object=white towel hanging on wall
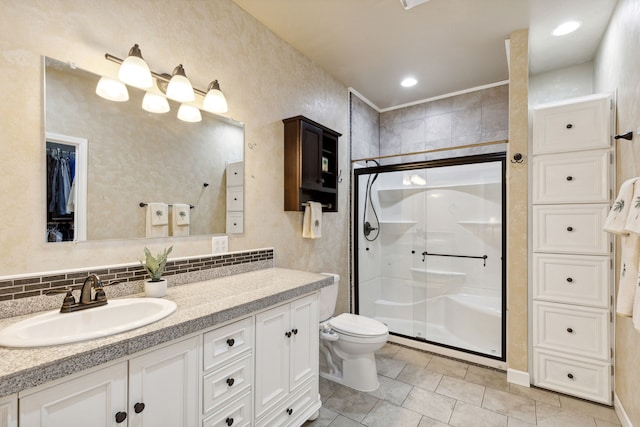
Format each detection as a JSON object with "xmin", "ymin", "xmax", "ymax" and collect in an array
[
  {"xmin": 170, "ymin": 204, "xmax": 191, "ymax": 237},
  {"xmin": 302, "ymin": 201, "xmax": 322, "ymax": 239}
]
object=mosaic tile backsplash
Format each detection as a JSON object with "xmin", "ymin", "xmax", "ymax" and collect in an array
[{"xmin": 0, "ymin": 248, "xmax": 273, "ymax": 305}]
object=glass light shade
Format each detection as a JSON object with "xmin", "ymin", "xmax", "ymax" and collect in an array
[
  {"xmin": 166, "ymin": 65, "xmax": 195, "ymax": 102},
  {"xmin": 95, "ymin": 77, "xmax": 129, "ymax": 102},
  {"xmin": 552, "ymin": 21, "xmax": 581, "ymax": 36},
  {"xmin": 118, "ymin": 56, "xmax": 153, "ymax": 88},
  {"xmin": 202, "ymin": 80, "xmax": 228, "ymax": 113},
  {"xmin": 142, "ymin": 92, "xmax": 170, "ymax": 113},
  {"xmin": 177, "ymin": 104, "xmax": 202, "ymax": 123}
]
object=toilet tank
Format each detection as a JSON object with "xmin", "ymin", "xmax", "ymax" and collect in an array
[{"xmin": 319, "ymin": 273, "xmax": 339, "ymax": 322}]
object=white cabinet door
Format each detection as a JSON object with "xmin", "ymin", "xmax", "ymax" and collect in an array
[
  {"xmin": 0, "ymin": 394, "xmax": 17, "ymax": 427},
  {"xmin": 19, "ymin": 362, "xmax": 128, "ymax": 427},
  {"xmin": 289, "ymin": 294, "xmax": 318, "ymax": 392},
  {"xmin": 128, "ymin": 336, "xmax": 199, "ymax": 427},
  {"xmin": 255, "ymin": 303, "xmax": 291, "ymax": 418}
]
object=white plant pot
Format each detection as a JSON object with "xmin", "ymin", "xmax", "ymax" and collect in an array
[{"xmin": 144, "ymin": 279, "xmax": 167, "ymax": 298}]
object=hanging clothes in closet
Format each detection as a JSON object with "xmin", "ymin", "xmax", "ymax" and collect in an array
[{"xmin": 46, "ymin": 143, "xmax": 76, "ymax": 242}]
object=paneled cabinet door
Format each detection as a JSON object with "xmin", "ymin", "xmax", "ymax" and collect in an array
[
  {"xmin": 0, "ymin": 394, "xmax": 17, "ymax": 427},
  {"xmin": 128, "ymin": 336, "xmax": 199, "ymax": 427},
  {"xmin": 19, "ymin": 362, "xmax": 128, "ymax": 427},
  {"xmin": 289, "ymin": 294, "xmax": 319, "ymax": 392},
  {"xmin": 255, "ymin": 303, "xmax": 291, "ymax": 419}
]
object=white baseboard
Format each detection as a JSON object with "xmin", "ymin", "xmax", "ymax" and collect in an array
[
  {"xmin": 614, "ymin": 393, "xmax": 633, "ymax": 427},
  {"xmin": 507, "ymin": 368, "xmax": 530, "ymax": 387}
]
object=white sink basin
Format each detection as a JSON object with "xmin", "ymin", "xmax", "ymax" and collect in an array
[{"xmin": 0, "ymin": 298, "xmax": 177, "ymax": 348}]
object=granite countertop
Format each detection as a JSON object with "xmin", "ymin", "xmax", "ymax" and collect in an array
[{"xmin": 0, "ymin": 267, "xmax": 333, "ymax": 397}]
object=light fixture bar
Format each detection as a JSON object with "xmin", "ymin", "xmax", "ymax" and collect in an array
[{"xmin": 105, "ymin": 53, "xmax": 209, "ymax": 96}]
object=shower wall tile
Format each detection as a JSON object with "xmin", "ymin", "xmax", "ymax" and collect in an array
[
  {"xmin": 400, "ymin": 118, "xmax": 426, "ymax": 145},
  {"xmin": 426, "ymin": 97, "xmax": 453, "ymax": 117},
  {"xmin": 451, "ymin": 91, "xmax": 482, "ymax": 111},
  {"xmin": 426, "ymin": 114, "xmax": 452, "ymax": 142},
  {"xmin": 452, "ymin": 108, "xmax": 482, "ymax": 138},
  {"xmin": 482, "ymin": 102, "xmax": 509, "ymax": 136},
  {"xmin": 482, "ymin": 85, "xmax": 509, "ymax": 106},
  {"xmin": 351, "ymin": 93, "xmax": 381, "ymax": 161},
  {"xmin": 399, "ymin": 103, "xmax": 426, "ymax": 122}
]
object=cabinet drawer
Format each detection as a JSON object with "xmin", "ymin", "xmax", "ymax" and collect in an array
[
  {"xmin": 203, "ymin": 353, "xmax": 253, "ymax": 414},
  {"xmin": 203, "ymin": 317, "xmax": 253, "ymax": 372},
  {"xmin": 532, "ymin": 150, "xmax": 610, "ymax": 204},
  {"xmin": 226, "ymin": 212, "xmax": 244, "ymax": 234},
  {"xmin": 533, "ymin": 204, "xmax": 610, "ymax": 255},
  {"xmin": 532, "ymin": 254, "xmax": 610, "ymax": 308},
  {"xmin": 226, "ymin": 186, "xmax": 244, "ymax": 211},
  {"xmin": 533, "ymin": 349, "xmax": 611, "ymax": 405},
  {"xmin": 532, "ymin": 95, "xmax": 611, "ymax": 155},
  {"xmin": 226, "ymin": 161, "xmax": 244, "ymax": 186},
  {"xmin": 255, "ymin": 380, "xmax": 318, "ymax": 427},
  {"xmin": 533, "ymin": 301, "xmax": 610, "ymax": 360},
  {"xmin": 202, "ymin": 390, "xmax": 252, "ymax": 427}
]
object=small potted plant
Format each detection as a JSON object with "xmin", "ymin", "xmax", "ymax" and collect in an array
[{"xmin": 141, "ymin": 246, "xmax": 173, "ymax": 297}]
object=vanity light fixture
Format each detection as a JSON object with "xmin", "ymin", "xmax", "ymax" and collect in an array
[
  {"xmin": 177, "ymin": 104, "xmax": 202, "ymax": 123},
  {"xmin": 165, "ymin": 64, "xmax": 195, "ymax": 103},
  {"xmin": 102, "ymin": 44, "xmax": 229, "ymax": 121},
  {"xmin": 95, "ymin": 76, "xmax": 129, "ymax": 102},
  {"xmin": 118, "ymin": 44, "xmax": 153, "ymax": 89},
  {"xmin": 142, "ymin": 92, "xmax": 170, "ymax": 114},
  {"xmin": 202, "ymin": 80, "xmax": 228, "ymax": 113}
]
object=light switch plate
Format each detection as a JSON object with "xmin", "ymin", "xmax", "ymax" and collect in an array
[{"xmin": 212, "ymin": 235, "xmax": 228, "ymax": 254}]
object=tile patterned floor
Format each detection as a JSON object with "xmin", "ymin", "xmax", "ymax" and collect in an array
[{"xmin": 303, "ymin": 343, "xmax": 621, "ymax": 427}]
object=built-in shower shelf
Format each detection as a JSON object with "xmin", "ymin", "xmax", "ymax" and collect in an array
[
  {"xmin": 374, "ymin": 299, "xmax": 426, "ymax": 307},
  {"xmin": 410, "ymin": 268, "xmax": 467, "ymax": 281},
  {"xmin": 457, "ymin": 220, "xmax": 502, "ymax": 225}
]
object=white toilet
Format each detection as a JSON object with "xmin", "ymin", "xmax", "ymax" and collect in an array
[{"xmin": 318, "ymin": 273, "xmax": 388, "ymax": 392}]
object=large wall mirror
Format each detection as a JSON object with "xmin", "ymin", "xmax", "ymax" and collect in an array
[{"xmin": 44, "ymin": 57, "xmax": 244, "ymax": 242}]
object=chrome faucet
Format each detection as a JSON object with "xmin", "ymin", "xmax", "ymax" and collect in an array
[{"xmin": 47, "ymin": 274, "xmax": 111, "ymax": 313}]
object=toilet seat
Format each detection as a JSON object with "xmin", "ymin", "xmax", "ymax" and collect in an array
[{"xmin": 329, "ymin": 313, "xmax": 388, "ymax": 338}]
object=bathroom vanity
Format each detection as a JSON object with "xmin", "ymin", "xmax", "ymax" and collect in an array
[{"xmin": 0, "ymin": 268, "xmax": 330, "ymax": 427}]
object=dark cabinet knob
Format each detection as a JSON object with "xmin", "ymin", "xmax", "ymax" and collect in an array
[
  {"xmin": 566, "ymin": 124, "xmax": 573, "ymax": 129},
  {"xmin": 567, "ymin": 373, "xmax": 574, "ymax": 379},
  {"xmin": 566, "ymin": 176, "xmax": 573, "ymax": 181},
  {"xmin": 285, "ymin": 331, "xmax": 292, "ymax": 338},
  {"xmin": 566, "ymin": 277, "xmax": 573, "ymax": 283},
  {"xmin": 226, "ymin": 417, "xmax": 234, "ymax": 426},
  {"xmin": 226, "ymin": 377, "xmax": 235, "ymax": 387},
  {"xmin": 292, "ymin": 328, "xmax": 298, "ymax": 335},
  {"xmin": 134, "ymin": 402, "xmax": 145, "ymax": 413},
  {"xmin": 227, "ymin": 338, "xmax": 235, "ymax": 347},
  {"xmin": 567, "ymin": 226, "xmax": 573, "ymax": 232},
  {"xmin": 115, "ymin": 412, "xmax": 127, "ymax": 423},
  {"xmin": 567, "ymin": 327, "xmax": 574, "ymax": 333}
]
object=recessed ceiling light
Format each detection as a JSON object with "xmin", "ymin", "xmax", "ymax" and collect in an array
[
  {"xmin": 401, "ymin": 77, "xmax": 417, "ymax": 87},
  {"xmin": 552, "ymin": 21, "xmax": 581, "ymax": 36}
]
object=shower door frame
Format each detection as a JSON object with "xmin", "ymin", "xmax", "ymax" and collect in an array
[{"xmin": 353, "ymin": 152, "xmax": 507, "ymax": 362}]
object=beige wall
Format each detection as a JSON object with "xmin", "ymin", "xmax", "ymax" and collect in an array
[
  {"xmin": 0, "ymin": 0, "xmax": 350, "ymax": 312},
  {"xmin": 506, "ymin": 29, "xmax": 529, "ymax": 373},
  {"xmin": 593, "ymin": 0, "xmax": 640, "ymax": 423}
]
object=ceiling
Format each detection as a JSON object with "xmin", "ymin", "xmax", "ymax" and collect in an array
[{"xmin": 231, "ymin": 0, "xmax": 617, "ymax": 110}]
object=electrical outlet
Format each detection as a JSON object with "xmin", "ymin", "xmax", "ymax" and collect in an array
[{"xmin": 212, "ymin": 236, "xmax": 228, "ymax": 254}]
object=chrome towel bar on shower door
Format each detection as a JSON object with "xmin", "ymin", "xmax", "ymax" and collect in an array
[{"xmin": 419, "ymin": 251, "xmax": 488, "ymax": 266}]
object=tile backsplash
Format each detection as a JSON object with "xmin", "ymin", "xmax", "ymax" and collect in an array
[{"xmin": 0, "ymin": 248, "xmax": 274, "ymax": 318}]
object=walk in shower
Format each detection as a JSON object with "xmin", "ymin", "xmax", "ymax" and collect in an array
[{"xmin": 354, "ymin": 153, "xmax": 506, "ymax": 361}]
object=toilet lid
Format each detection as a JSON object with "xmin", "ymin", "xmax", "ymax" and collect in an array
[{"xmin": 329, "ymin": 313, "xmax": 388, "ymax": 337}]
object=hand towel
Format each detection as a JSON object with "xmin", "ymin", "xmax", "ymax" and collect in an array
[
  {"xmin": 146, "ymin": 203, "xmax": 169, "ymax": 238},
  {"xmin": 624, "ymin": 179, "xmax": 640, "ymax": 234},
  {"xmin": 302, "ymin": 201, "xmax": 323, "ymax": 239},
  {"xmin": 603, "ymin": 178, "xmax": 636, "ymax": 234},
  {"xmin": 616, "ymin": 234, "xmax": 640, "ymax": 317},
  {"xmin": 170, "ymin": 204, "xmax": 190, "ymax": 237}
]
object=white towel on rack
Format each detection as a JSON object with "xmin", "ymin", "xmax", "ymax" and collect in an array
[
  {"xmin": 146, "ymin": 203, "xmax": 169, "ymax": 238},
  {"xmin": 170, "ymin": 204, "xmax": 190, "ymax": 237},
  {"xmin": 302, "ymin": 202, "xmax": 322, "ymax": 239},
  {"xmin": 624, "ymin": 179, "xmax": 640, "ymax": 234},
  {"xmin": 616, "ymin": 235, "xmax": 640, "ymax": 318},
  {"xmin": 603, "ymin": 178, "xmax": 636, "ymax": 234}
]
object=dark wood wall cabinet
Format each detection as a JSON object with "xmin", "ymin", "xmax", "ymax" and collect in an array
[{"xmin": 283, "ymin": 116, "xmax": 341, "ymax": 212}]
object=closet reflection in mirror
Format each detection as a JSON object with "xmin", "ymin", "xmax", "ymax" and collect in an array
[{"xmin": 44, "ymin": 57, "xmax": 243, "ymax": 242}]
